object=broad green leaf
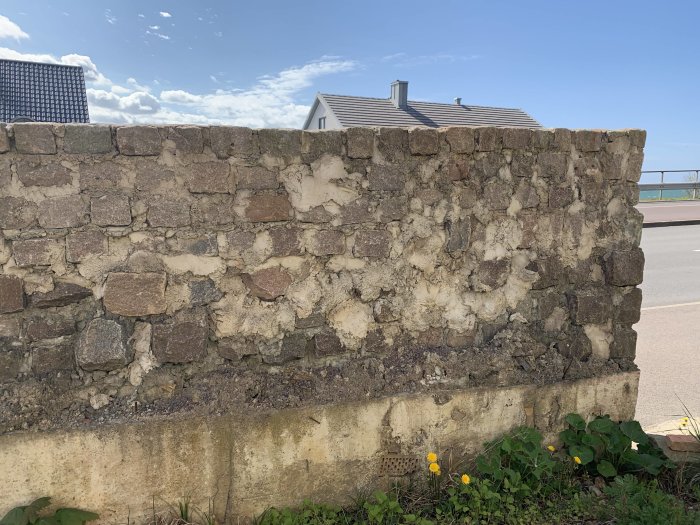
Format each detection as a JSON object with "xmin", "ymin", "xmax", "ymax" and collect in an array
[
  {"xmin": 581, "ymin": 433, "xmax": 605, "ymax": 454},
  {"xmin": 559, "ymin": 429, "xmax": 579, "ymax": 446},
  {"xmin": 596, "ymin": 460, "xmax": 617, "ymax": 478},
  {"xmin": 35, "ymin": 517, "xmax": 59, "ymax": 525},
  {"xmin": 568, "ymin": 445, "xmax": 595, "ymax": 465},
  {"xmin": 24, "ymin": 499, "xmax": 52, "ymax": 525},
  {"xmin": 54, "ymin": 509, "xmax": 99, "ymax": 525},
  {"xmin": 0, "ymin": 507, "xmax": 28, "ymax": 525},
  {"xmin": 565, "ymin": 413, "xmax": 586, "ymax": 431},
  {"xmin": 619, "ymin": 420, "xmax": 649, "ymax": 445},
  {"xmin": 588, "ymin": 416, "xmax": 616, "ymax": 434}
]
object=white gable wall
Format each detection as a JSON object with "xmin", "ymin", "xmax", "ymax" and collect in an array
[{"xmin": 303, "ymin": 98, "xmax": 343, "ymax": 130}]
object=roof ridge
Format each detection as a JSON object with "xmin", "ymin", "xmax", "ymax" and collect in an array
[
  {"xmin": 320, "ymin": 93, "xmax": 523, "ymax": 112},
  {"xmin": 0, "ymin": 57, "xmax": 83, "ymax": 69}
]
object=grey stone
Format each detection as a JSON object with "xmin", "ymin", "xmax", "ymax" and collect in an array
[
  {"xmin": 76, "ymin": 318, "xmax": 131, "ymax": 371},
  {"xmin": 224, "ymin": 231, "xmax": 255, "ymax": 257},
  {"xmin": 537, "ymin": 152, "xmax": 568, "ymax": 178},
  {"xmin": 502, "ymin": 128, "xmax": 531, "ymax": 150},
  {"xmin": 510, "ymin": 152, "xmax": 536, "ymax": 179},
  {"xmin": 14, "ymin": 124, "xmax": 56, "ymax": 154},
  {"xmin": 575, "ymin": 130, "xmax": 604, "ymax": 152},
  {"xmin": 13, "ymin": 238, "xmax": 61, "ymax": 266},
  {"xmin": 79, "ymin": 162, "xmax": 124, "ymax": 191},
  {"xmin": 445, "ymin": 218, "xmax": 471, "ymax": 254},
  {"xmin": 30, "ymin": 282, "xmax": 92, "ymax": 308},
  {"xmin": 176, "ymin": 234, "xmax": 218, "ymax": 256},
  {"xmin": 66, "ymin": 231, "xmax": 107, "ymax": 262},
  {"xmin": 148, "ymin": 197, "xmax": 191, "ymax": 227},
  {"xmin": 475, "ymin": 259, "xmax": 510, "ymax": 290},
  {"xmin": 408, "ymin": 128, "xmax": 439, "ymax": 155},
  {"xmin": 557, "ymin": 329, "xmax": 592, "ymax": 360},
  {"xmin": 187, "ymin": 161, "xmax": 231, "ymax": 193},
  {"xmin": 301, "ymin": 130, "xmax": 343, "ymax": 160},
  {"xmin": 553, "ymin": 129, "xmax": 572, "ymax": 151},
  {"xmin": 346, "ymin": 127, "xmax": 374, "ymax": 159},
  {"xmin": 153, "ymin": 308, "xmax": 208, "ymax": 363},
  {"xmin": 376, "ymin": 196, "xmax": 406, "ymax": 223},
  {"xmin": 373, "ymin": 298, "xmax": 399, "ymax": 323},
  {"xmin": 218, "ymin": 338, "xmax": 258, "ymax": 361},
  {"xmin": 625, "ymin": 152, "xmax": 644, "ymax": 182},
  {"xmin": 16, "ymin": 161, "xmax": 72, "ymax": 187},
  {"xmin": 0, "ymin": 197, "xmax": 37, "ymax": 229},
  {"xmin": 338, "ymin": 198, "xmax": 371, "ymax": 224},
  {"xmin": 235, "ymin": 166, "xmax": 279, "ymax": 190},
  {"xmin": 368, "ymin": 165, "xmax": 404, "ymax": 191},
  {"xmin": 603, "ymin": 248, "xmax": 644, "ymax": 286},
  {"xmin": 0, "ymin": 276, "xmax": 24, "ymax": 313},
  {"xmin": 0, "ymin": 317, "xmax": 20, "ymax": 338},
  {"xmin": 295, "ymin": 312, "xmax": 325, "ymax": 329},
  {"xmin": 314, "ymin": 330, "xmax": 343, "ymax": 356},
  {"xmin": 91, "ymin": 194, "xmax": 131, "ymax": 226},
  {"xmin": 0, "ymin": 124, "xmax": 8, "ymax": 153},
  {"xmin": 446, "ymin": 158, "xmax": 469, "ymax": 181},
  {"xmin": 376, "ymin": 127, "xmax": 408, "ymax": 161},
  {"xmin": 0, "ymin": 348, "xmax": 24, "ymax": 382},
  {"xmin": 298, "ymin": 205, "xmax": 333, "ymax": 224},
  {"xmin": 189, "ymin": 279, "xmax": 223, "ymax": 306},
  {"xmin": 192, "ymin": 195, "xmax": 237, "ymax": 226},
  {"xmin": 38, "ymin": 195, "xmax": 88, "ymax": 228},
  {"xmin": 116, "ymin": 126, "xmax": 162, "ymax": 155},
  {"xmin": 269, "ymin": 226, "xmax": 302, "ymax": 256},
  {"xmin": 609, "ymin": 325, "xmax": 637, "ymax": 360},
  {"xmin": 483, "ymin": 179, "xmax": 512, "ymax": 210},
  {"xmin": 476, "ymin": 127, "xmax": 500, "ymax": 151},
  {"xmin": 31, "ymin": 337, "xmax": 75, "ymax": 374},
  {"xmin": 63, "ymin": 125, "xmax": 113, "ymax": 154},
  {"xmin": 103, "ymin": 272, "xmax": 167, "ymax": 316},
  {"xmin": 310, "ymin": 230, "xmax": 345, "ymax": 256},
  {"xmin": 616, "ymin": 288, "xmax": 642, "ymax": 325},
  {"xmin": 444, "ymin": 127, "xmax": 475, "ymax": 154},
  {"xmin": 567, "ymin": 289, "xmax": 612, "ymax": 325},
  {"xmin": 210, "ymin": 126, "xmax": 259, "ymax": 158},
  {"xmin": 257, "ymin": 129, "xmax": 301, "ymax": 160},
  {"xmin": 354, "ymin": 230, "xmax": 392, "ymax": 258},
  {"xmin": 25, "ymin": 314, "xmax": 75, "ymax": 341},
  {"xmin": 526, "ymin": 258, "xmax": 561, "ymax": 289},
  {"xmin": 266, "ymin": 332, "xmax": 309, "ymax": 364},
  {"xmin": 245, "ymin": 194, "xmax": 293, "ymax": 222},
  {"xmin": 135, "ymin": 162, "xmax": 176, "ymax": 192},
  {"xmin": 548, "ymin": 185, "xmax": 575, "ymax": 209},
  {"xmin": 515, "ymin": 179, "xmax": 540, "ymax": 208},
  {"xmin": 166, "ymin": 126, "xmax": 204, "ymax": 154},
  {"xmin": 242, "ymin": 268, "xmax": 292, "ymax": 301}
]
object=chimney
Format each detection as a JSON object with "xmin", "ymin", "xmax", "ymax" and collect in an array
[
  {"xmin": 454, "ymin": 97, "xmax": 462, "ymax": 105},
  {"xmin": 390, "ymin": 80, "xmax": 408, "ymax": 109}
]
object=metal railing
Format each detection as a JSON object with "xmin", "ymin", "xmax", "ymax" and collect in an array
[{"xmin": 639, "ymin": 170, "xmax": 700, "ymax": 201}]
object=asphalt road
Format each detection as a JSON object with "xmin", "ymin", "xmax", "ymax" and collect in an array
[
  {"xmin": 635, "ymin": 224, "xmax": 700, "ymax": 427},
  {"xmin": 637, "ymin": 200, "xmax": 700, "ymax": 224}
]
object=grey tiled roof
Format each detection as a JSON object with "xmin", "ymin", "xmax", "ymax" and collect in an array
[
  {"xmin": 0, "ymin": 59, "xmax": 89, "ymax": 123},
  {"xmin": 320, "ymin": 94, "xmax": 541, "ymax": 129}
]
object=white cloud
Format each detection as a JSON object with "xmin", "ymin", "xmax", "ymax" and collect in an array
[
  {"xmin": 138, "ymin": 13, "xmax": 145, "ymax": 18},
  {"xmin": 0, "ymin": 15, "xmax": 29, "ymax": 40},
  {"xmin": 159, "ymin": 11, "xmax": 172, "ymax": 18},
  {"xmin": 105, "ymin": 9, "xmax": 117, "ymax": 25},
  {"xmin": 149, "ymin": 25, "xmax": 160, "ymax": 30},
  {"xmin": 146, "ymin": 30, "xmax": 170, "ymax": 40},
  {"xmin": 0, "ymin": 48, "xmax": 111, "ymax": 85}
]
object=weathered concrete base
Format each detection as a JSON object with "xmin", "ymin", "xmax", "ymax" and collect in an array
[{"xmin": 0, "ymin": 372, "xmax": 639, "ymax": 521}]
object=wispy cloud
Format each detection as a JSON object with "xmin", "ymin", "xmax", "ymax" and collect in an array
[
  {"xmin": 382, "ymin": 52, "xmax": 480, "ymax": 67},
  {"xmin": 146, "ymin": 30, "xmax": 171, "ymax": 41},
  {"xmin": 148, "ymin": 25, "xmax": 160, "ymax": 30},
  {"xmin": 0, "ymin": 14, "xmax": 29, "ymax": 40},
  {"xmin": 159, "ymin": 11, "xmax": 172, "ymax": 18},
  {"xmin": 105, "ymin": 9, "xmax": 117, "ymax": 25}
]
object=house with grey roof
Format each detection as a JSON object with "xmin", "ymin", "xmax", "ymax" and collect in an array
[
  {"xmin": 0, "ymin": 58, "xmax": 89, "ymax": 123},
  {"xmin": 303, "ymin": 80, "xmax": 541, "ymax": 130}
]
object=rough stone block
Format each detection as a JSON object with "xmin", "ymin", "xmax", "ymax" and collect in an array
[
  {"xmin": 338, "ymin": 198, "xmax": 371, "ymax": 224},
  {"xmin": 376, "ymin": 196, "xmax": 406, "ymax": 223},
  {"xmin": 63, "ymin": 125, "xmax": 113, "ymax": 154},
  {"xmin": 624, "ymin": 151, "xmax": 644, "ymax": 182},
  {"xmin": 476, "ymin": 127, "xmax": 500, "ymax": 152},
  {"xmin": 148, "ymin": 197, "xmax": 191, "ymax": 227},
  {"xmin": 567, "ymin": 289, "xmax": 612, "ymax": 325},
  {"xmin": 31, "ymin": 338, "xmax": 75, "ymax": 374},
  {"xmin": 0, "ymin": 124, "xmax": 8, "ymax": 153},
  {"xmin": 483, "ymin": 179, "xmax": 512, "ymax": 210},
  {"xmin": 235, "ymin": 166, "xmax": 278, "ymax": 190},
  {"xmin": 166, "ymin": 126, "xmax": 204, "ymax": 154},
  {"xmin": 16, "ymin": 161, "xmax": 72, "ymax": 187},
  {"xmin": 408, "ymin": 128, "xmax": 439, "ymax": 155},
  {"xmin": 76, "ymin": 318, "xmax": 131, "ymax": 371},
  {"xmin": 0, "ymin": 317, "xmax": 20, "ymax": 338},
  {"xmin": 14, "ymin": 124, "xmax": 56, "ymax": 154},
  {"xmin": 548, "ymin": 185, "xmax": 575, "ymax": 209},
  {"xmin": 190, "ymin": 194, "xmax": 237, "ymax": 226},
  {"xmin": 603, "ymin": 248, "xmax": 644, "ymax": 286},
  {"xmin": 444, "ymin": 127, "xmax": 475, "ymax": 154},
  {"xmin": 245, "ymin": 194, "xmax": 293, "ymax": 222},
  {"xmin": 301, "ymin": 130, "xmax": 343, "ymax": 160},
  {"xmin": 0, "ymin": 348, "xmax": 24, "ymax": 382},
  {"xmin": 445, "ymin": 218, "xmax": 471, "ymax": 254},
  {"xmin": 310, "ymin": 230, "xmax": 345, "ymax": 256},
  {"xmin": 0, "ymin": 276, "xmax": 24, "ymax": 313},
  {"xmin": 354, "ymin": 230, "xmax": 392, "ymax": 258},
  {"xmin": 575, "ymin": 130, "xmax": 604, "ymax": 152},
  {"xmin": 373, "ymin": 298, "xmax": 399, "ymax": 323},
  {"xmin": 314, "ymin": 330, "xmax": 343, "ymax": 356},
  {"xmin": 0, "ymin": 197, "xmax": 38, "ymax": 229},
  {"xmin": 210, "ymin": 126, "xmax": 259, "ymax": 158},
  {"xmin": 502, "ymin": 128, "xmax": 531, "ymax": 150},
  {"xmin": 446, "ymin": 158, "xmax": 469, "ymax": 181},
  {"xmin": 175, "ymin": 234, "xmax": 218, "ymax": 256},
  {"xmin": 103, "ymin": 272, "xmax": 167, "ymax": 316},
  {"xmin": 295, "ymin": 312, "xmax": 325, "ymax": 329},
  {"xmin": 376, "ymin": 127, "xmax": 408, "ymax": 161},
  {"xmin": 666, "ymin": 434, "xmax": 700, "ymax": 453},
  {"xmin": 616, "ymin": 288, "xmax": 642, "ymax": 324},
  {"xmin": 153, "ymin": 308, "xmax": 208, "ymax": 363},
  {"xmin": 66, "ymin": 231, "xmax": 108, "ymax": 262},
  {"xmin": 116, "ymin": 126, "xmax": 162, "ymax": 156},
  {"xmin": 553, "ymin": 128, "xmax": 572, "ymax": 151},
  {"xmin": 514, "ymin": 179, "xmax": 540, "ymax": 208},
  {"xmin": 30, "ymin": 283, "xmax": 92, "ymax": 308},
  {"xmin": 79, "ymin": 162, "xmax": 124, "ymax": 192},
  {"xmin": 527, "ymin": 258, "xmax": 561, "ymax": 290},
  {"xmin": 91, "ymin": 194, "xmax": 131, "ymax": 226},
  {"xmin": 12, "ymin": 238, "xmax": 61, "ymax": 266},
  {"xmin": 298, "ymin": 205, "xmax": 333, "ymax": 224},
  {"xmin": 557, "ymin": 329, "xmax": 592, "ymax": 360},
  {"xmin": 475, "ymin": 259, "xmax": 510, "ymax": 290},
  {"xmin": 346, "ymin": 127, "xmax": 374, "ymax": 159},
  {"xmin": 189, "ymin": 279, "xmax": 223, "ymax": 306},
  {"xmin": 242, "ymin": 268, "xmax": 292, "ymax": 301},
  {"xmin": 269, "ymin": 226, "xmax": 302, "ymax": 256},
  {"xmin": 135, "ymin": 162, "xmax": 176, "ymax": 192},
  {"xmin": 368, "ymin": 165, "xmax": 404, "ymax": 191},
  {"xmin": 38, "ymin": 195, "xmax": 89, "ymax": 228},
  {"xmin": 609, "ymin": 325, "xmax": 637, "ymax": 360},
  {"xmin": 510, "ymin": 152, "xmax": 536, "ymax": 179},
  {"xmin": 257, "ymin": 129, "xmax": 301, "ymax": 160},
  {"xmin": 537, "ymin": 152, "xmax": 568, "ymax": 178},
  {"xmin": 25, "ymin": 314, "xmax": 75, "ymax": 341},
  {"xmin": 187, "ymin": 161, "xmax": 231, "ymax": 193},
  {"xmin": 265, "ymin": 332, "xmax": 309, "ymax": 364},
  {"xmin": 629, "ymin": 130, "xmax": 646, "ymax": 148},
  {"xmin": 224, "ymin": 231, "xmax": 255, "ymax": 257}
]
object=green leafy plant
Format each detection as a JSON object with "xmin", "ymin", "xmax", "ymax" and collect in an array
[
  {"xmin": 0, "ymin": 498, "xmax": 98, "ymax": 525},
  {"xmin": 256, "ymin": 500, "xmax": 350, "ymax": 525},
  {"xmin": 560, "ymin": 413, "xmax": 674, "ymax": 478},
  {"xmin": 678, "ymin": 397, "xmax": 700, "ymax": 445}
]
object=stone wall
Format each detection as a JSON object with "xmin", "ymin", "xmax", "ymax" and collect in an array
[{"xmin": 0, "ymin": 123, "xmax": 645, "ymax": 435}]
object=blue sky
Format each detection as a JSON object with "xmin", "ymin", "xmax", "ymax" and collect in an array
[{"xmin": 0, "ymin": 1, "xmax": 698, "ymax": 170}]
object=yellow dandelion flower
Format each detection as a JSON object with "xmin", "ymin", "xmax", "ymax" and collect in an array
[
  {"xmin": 427, "ymin": 452, "xmax": 438, "ymax": 463},
  {"xmin": 682, "ymin": 417, "xmax": 689, "ymax": 423},
  {"xmin": 547, "ymin": 445, "xmax": 556, "ymax": 452},
  {"xmin": 436, "ymin": 469, "xmax": 441, "ymax": 476},
  {"xmin": 429, "ymin": 462, "xmax": 440, "ymax": 474},
  {"xmin": 461, "ymin": 474, "xmax": 471, "ymax": 485},
  {"xmin": 573, "ymin": 456, "xmax": 582, "ymax": 465}
]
